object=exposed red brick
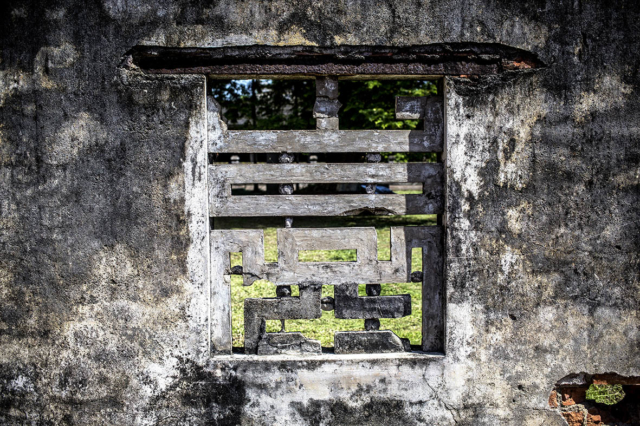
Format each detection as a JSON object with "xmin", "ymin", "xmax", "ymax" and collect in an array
[
  {"xmin": 562, "ymin": 411, "xmax": 584, "ymax": 426},
  {"xmin": 561, "ymin": 387, "xmax": 586, "ymax": 406},
  {"xmin": 548, "ymin": 390, "xmax": 559, "ymax": 408},
  {"xmin": 587, "ymin": 411, "xmax": 602, "ymax": 426},
  {"xmin": 502, "ymin": 58, "xmax": 535, "ymax": 70},
  {"xmin": 588, "ymin": 407, "xmax": 615, "ymax": 425}
]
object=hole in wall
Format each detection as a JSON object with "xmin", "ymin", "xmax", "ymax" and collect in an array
[
  {"xmin": 549, "ymin": 373, "xmax": 640, "ymax": 425},
  {"xmin": 212, "ymin": 76, "xmax": 440, "ymax": 353}
]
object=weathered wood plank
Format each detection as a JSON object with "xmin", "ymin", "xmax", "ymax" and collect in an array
[
  {"xmin": 210, "ymin": 129, "xmax": 443, "ymax": 153},
  {"xmin": 244, "ymin": 284, "xmax": 322, "ymax": 354},
  {"xmin": 209, "ymin": 163, "xmax": 444, "ymax": 217},
  {"xmin": 211, "ymin": 193, "xmax": 443, "ymax": 217},
  {"xmin": 268, "ymin": 227, "xmax": 415, "ymax": 285},
  {"xmin": 210, "ymin": 227, "xmax": 430, "ymax": 286},
  {"xmin": 210, "ymin": 229, "xmax": 265, "ymax": 354},
  {"xmin": 404, "ymin": 226, "xmax": 444, "ymax": 353},
  {"xmin": 209, "ymin": 163, "xmax": 442, "ymax": 185}
]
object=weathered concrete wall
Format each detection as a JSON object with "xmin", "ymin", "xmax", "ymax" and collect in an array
[{"xmin": 1, "ymin": 1, "xmax": 638, "ymax": 425}]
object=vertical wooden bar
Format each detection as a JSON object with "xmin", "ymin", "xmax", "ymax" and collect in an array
[
  {"xmin": 315, "ymin": 76, "xmax": 340, "ymax": 131},
  {"xmin": 421, "ymin": 227, "xmax": 444, "ymax": 353},
  {"xmin": 423, "ymin": 78, "xmax": 446, "ymax": 353},
  {"xmin": 210, "ymin": 232, "xmax": 233, "ymax": 354},
  {"xmin": 436, "ymin": 77, "xmax": 446, "ymax": 229},
  {"xmin": 207, "ymin": 92, "xmax": 232, "ymax": 355}
]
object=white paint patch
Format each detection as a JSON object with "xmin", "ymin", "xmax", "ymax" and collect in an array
[
  {"xmin": 446, "ymin": 93, "xmax": 488, "ymax": 232},
  {"xmin": 143, "ymin": 357, "xmax": 180, "ymax": 396},
  {"xmin": 500, "ymin": 247, "xmax": 518, "ymax": 278},
  {"xmin": 446, "ymin": 75, "xmax": 545, "ymax": 249},
  {"xmin": 444, "ymin": 302, "xmax": 478, "ymax": 405}
]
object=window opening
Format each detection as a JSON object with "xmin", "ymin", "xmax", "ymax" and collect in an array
[{"xmin": 209, "ymin": 76, "xmax": 444, "ymax": 355}]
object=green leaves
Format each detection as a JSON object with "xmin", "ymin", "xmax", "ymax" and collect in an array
[
  {"xmin": 339, "ymin": 79, "xmax": 436, "ymax": 130},
  {"xmin": 585, "ymin": 384, "xmax": 625, "ymax": 405},
  {"xmin": 209, "ymin": 79, "xmax": 316, "ymax": 130},
  {"xmin": 208, "ymin": 78, "xmax": 437, "ymax": 132}
]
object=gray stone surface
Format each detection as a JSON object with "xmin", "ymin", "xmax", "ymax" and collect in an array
[
  {"xmin": 256, "ymin": 332, "xmax": 322, "ymax": 355},
  {"xmin": 396, "ymin": 96, "xmax": 427, "ymax": 120},
  {"xmin": 315, "ymin": 117, "xmax": 339, "ymax": 130},
  {"xmin": 0, "ymin": 1, "xmax": 638, "ymax": 424},
  {"xmin": 315, "ymin": 76, "xmax": 339, "ymax": 99},
  {"xmin": 313, "ymin": 98, "xmax": 342, "ymax": 118},
  {"xmin": 334, "ymin": 330, "xmax": 409, "ymax": 354}
]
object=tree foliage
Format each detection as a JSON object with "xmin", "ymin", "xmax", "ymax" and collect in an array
[
  {"xmin": 209, "ymin": 79, "xmax": 316, "ymax": 130},
  {"xmin": 339, "ymin": 80, "xmax": 436, "ymax": 130},
  {"xmin": 209, "ymin": 78, "xmax": 436, "ymax": 131},
  {"xmin": 209, "ymin": 78, "xmax": 438, "ymax": 162}
]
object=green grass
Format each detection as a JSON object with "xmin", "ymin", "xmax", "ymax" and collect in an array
[{"xmin": 221, "ymin": 213, "xmax": 436, "ymax": 348}]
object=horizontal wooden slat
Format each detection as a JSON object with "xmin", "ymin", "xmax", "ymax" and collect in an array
[
  {"xmin": 210, "ymin": 194, "xmax": 442, "ymax": 217},
  {"xmin": 210, "ymin": 226, "xmax": 442, "ymax": 285},
  {"xmin": 209, "ymin": 163, "xmax": 442, "ymax": 185},
  {"xmin": 210, "ymin": 129, "xmax": 443, "ymax": 153},
  {"xmin": 209, "ymin": 162, "xmax": 444, "ymax": 216}
]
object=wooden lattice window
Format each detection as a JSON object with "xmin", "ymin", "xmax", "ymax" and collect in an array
[{"xmin": 208, "ymin": 77, "xmax": 444, "ymax": 356}]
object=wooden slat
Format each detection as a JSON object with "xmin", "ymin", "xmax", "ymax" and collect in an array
[
  {"xmin": 404, "ymin": 226, "xmax": 444, "ymax": 353},
  {"xmin": 209, "ymin": 162, "xmax": 444, "ymax": 217},
  {"xmin": 209, "ymin": 227, "xmax": 430, "ymax": 286},
  {"xmin": 210, "ymin": 229, "xmax": 266, "ymax": 354},
  {"xmin": 209, "ymin": 163, "xmax": 442, "ymax": 184},
  {"xmin": 210, "ymin": 194, "xmax": 442, "ymax": 217},
  {"xmin": 210, "ymin": 129, "xmax": 443, "ymax": 153}
]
